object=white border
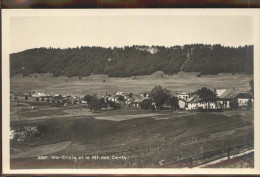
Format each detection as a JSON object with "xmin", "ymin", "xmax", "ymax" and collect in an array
[{"xmin": 2, "ymin": 9, "xmax": 260, "ymax": 175}]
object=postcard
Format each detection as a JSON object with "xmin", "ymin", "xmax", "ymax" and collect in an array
[{"xmin": 2, "ymin": 9, "xmax": 260, "ymax": 175}]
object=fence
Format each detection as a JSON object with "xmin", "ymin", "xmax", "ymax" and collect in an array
[{"xmin": 159, "ymin": 142, "xmax": 254, "ymax": 168}]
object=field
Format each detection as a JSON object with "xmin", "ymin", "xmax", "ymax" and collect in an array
[
  {"xmin": 10, "ymin": 107, "xmax": 254, "ymax": 168},
  {"xmin": 9, "ymin": 72, "xmax": 254, "ymax": 169},
  {"xmin": 10, "ymin": 72, "xmax": 253, "ymax": 96}
]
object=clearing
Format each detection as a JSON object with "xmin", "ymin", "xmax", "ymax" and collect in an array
[{"xmin": 10, "ymin": 72, "xmax": 252, "ymax": 96}]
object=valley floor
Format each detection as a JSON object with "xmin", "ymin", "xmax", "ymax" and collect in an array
[{"xmin": 10, "ymin": 107, "xmax": 254, "ymax": 169}]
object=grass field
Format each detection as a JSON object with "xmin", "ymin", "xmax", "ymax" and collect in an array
[
  {"xmin": 10, "ymin": 72, "xmax": 253, "ymax": 96},
  {"xmin": 10, "ymin": 108, "xmax": 254, "ymax": 169}
]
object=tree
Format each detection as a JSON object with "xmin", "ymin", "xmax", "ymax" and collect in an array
[
  {"xmin": 88, "ymin": 95, "xmax": 102, "ymax": 113},
  {"xmin": 103, "ymin": 102, "xmax": 108, "ymax": 109},
  {"xmin": 168, "ymin": 96, "xmax": 179, "ymax": 110},
  {"xmin": 150, "ymin": 86, "xmax": 171, "ymax": 108},
  {"xmin": 118, "ymin": 95, "xmax": 125, "ymax": 102},
  {"xmin": 99, "ymin": 97, "xmax": 108, "ymax": 109},
  {"xmin": 62, "ymin": 99, "xmax": 67, "ymax": 105},
  {"xmin": 250, "ymin": 80, "xmax": 254, "ymax": 95},
  {"xmin": 10, "ymin": 45, "xmax": 253, "ymax": 78},
  {"xmin": 140, "ymin": 99, "xmax": 152, "ymax": 110},
  {"xmin": 25, "ymin": 95, "xmax": 28, "ymax": 103},
  {"xmin": 247, "ymin": 99, "xmax": 253, "ymax": 108},
  {"xmin": 36, "ymin": 97, "xmax": 39, "ymax": 101},
  {"xmin": 84, "ymin": 95, "xmax": 93, "ymax": 103},
  {"xmin": 108, "ymin": 101, "xmax": 121, "ymax": 110},
  {"xmin": 41, "ymin": 97, "xmax": 45, "ymax": 101},
  {"xmin": 197, "ymin": 87, "xmax": 217, "ymax": 100},
  {"xmin": 197, "ymin": 87, "xmax": 217, "ymax": 109},
  {"xmin": 57, "ymin": 100, "xmax": 61, "ymax": 105},
  {"xmin": 229, "ymin": 99, "xmax": 238, "ymax": 109}
]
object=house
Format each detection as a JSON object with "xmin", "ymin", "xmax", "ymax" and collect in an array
[
  {"xmin": 24, "ymin": 91, "xmax": 35, "ymax": 96},
  {"xmin": 185, "ymin": 94, "xmax": 219, "ymax": 110},
  {"xmin": 116, "ymin": 92, "xmax": 127, "ymax": 96},
  {"xmin": 32, "ymin": 92, "xmax": 47, "ymax": 98},
  {"xmin": 133, "ymin": 97, "xmax": 148, "ymax": 108},
  {"xmin": 178, "ymin": 100, "xmax": 186, "ymax": 109},
  {"xmin": 217, "ymin": 89, "xmax": 253, "ymax": 108},
  {"xmin": 139, "ymin": 92, "xmax": 150, "ymax": 98},
  {"xmin": 53, "ymin": 94, "xmax": 62, "ymax": 99},
  {"xmin": 107, "ymin": 95, "xmax": 119, "ymax": 103},
  {"xmin": 214, "ymin": 89, "xmax": 227, "ymax": 97},
  {"xmin": 236, "ymin": 93, "xmax": 253, "ymax": 107},
  {"xmin": 177, "ymin": 92, "xmax": 189, "ymax": 100},
  {"xmin": 132, "ymin": 97, "xmax": 155, "ymax": 108},
  {"xmin": 216, "ymin": 89, "xmax": 236, "ymax": 109}
]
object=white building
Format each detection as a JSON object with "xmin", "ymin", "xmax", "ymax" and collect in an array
[
  {"xmin": 177, "ymin": 92, "xmax": 189, "ymax": 100},
  {"xmin": 236, "ymin": 93, "xmax": 253, "ymax": 107},
  {"xmin": 32, "ymin": 92, "xmax": 47, "ymax": 98},
  {"xmin": 178, "ymin": 100, "xmax": 186, "ymax": 109},
  {"xmin": 185, "ymin": 94, "xmax": 219, "ymax": 110}
]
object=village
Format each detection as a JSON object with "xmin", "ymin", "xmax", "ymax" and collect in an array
[
  {"xmin": 10, "ymin": 85, "xmax": 254, "ymax": 113},
  {"xmin": 9, "ymin": 75, "xmax": 255, "ymax": 169},
  {"xmin": 9, "ymin": 84, "xmax": 255, "ymax": 169}
]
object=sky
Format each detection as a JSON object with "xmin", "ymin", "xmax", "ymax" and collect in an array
[{"xmin": 10, "ymin": 15, "xmax": 253, "ymax": 53}]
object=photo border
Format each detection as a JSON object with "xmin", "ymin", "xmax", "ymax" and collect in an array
[{"xmin": 1, "ymin": 9, "xmax": 260, "ymax": 175}]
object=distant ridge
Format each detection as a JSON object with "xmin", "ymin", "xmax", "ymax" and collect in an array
[{"xmin": 10, "ymin": 44, "xmax": 253, "ymax": 78}]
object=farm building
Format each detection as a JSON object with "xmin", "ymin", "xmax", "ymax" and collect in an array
[
  {"xmin": 178, "ymin": 100, "xmax": 186, "ymax": 109},
  {"xmin": 177, "ymin": 92, "xmax": 189, "ymax": 100},
  {"xmin": 139, "ymin": 92, "xmax": 150, "ymax": 98},
  {"xmin": 214, "ymin": 89, "xmax": 227, "ymax": 97},
  {"xmin": 116, "ymin": 92, "xmax": 127, "ymax": 96},
  {"xmin": 217, "ymin": 89, "xmax": 253, "ymax": 108},
  {"xmin": 236, "ymin": 93, "xmax": 253, "ymax": 107},
  {"xmin": 185, "ymin": 94, "xmax": 219, "ymax": 110},
  {"xmin": 107, "ymin": 95, "xmax": 119, "ymax": 103},
  {"xmin": 132, "ymin": 97, "xmax": 149, "ymax": 108},
  {"xmin": 32, "ymin": 92, "xmax": 48, "ymax": 98}
]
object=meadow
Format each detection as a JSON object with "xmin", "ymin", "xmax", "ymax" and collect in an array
[
  {"xmin": 10, "ymin": 72, "xmax": 253, "ymax": 96},
  {"xmin": 10, "ymin": 107, "xmax": 254, "ymax": 168}
]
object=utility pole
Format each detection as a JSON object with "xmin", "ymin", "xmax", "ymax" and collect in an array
[{"xmin": 228, "ymin": 148, "xmax": 230, "ymax": 160}]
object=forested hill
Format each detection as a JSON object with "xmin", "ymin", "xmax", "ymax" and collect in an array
[{"xmin": 10, "ymin": 44, "xmax": 253, "ymax": 78}]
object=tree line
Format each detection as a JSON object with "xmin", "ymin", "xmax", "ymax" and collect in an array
[{"xmin": 10, "ymin": 44, "xmax": 253, "ymax": 78}]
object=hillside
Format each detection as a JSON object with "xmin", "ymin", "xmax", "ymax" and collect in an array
[{"xmin": 10, "ymin": 44, "xmax": 253, "ymax": 78}]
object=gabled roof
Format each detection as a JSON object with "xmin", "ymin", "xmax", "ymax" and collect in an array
[
  {"xmin": 132, "ymin": 94, "xmax": 142, "ymax": 100},
  {"xmin": 218, "ymin": 89, "xmax": 252, "ymax": 99},
  {"xmin": 186, "ymin": 94, "xmax": 200, "ymax": 103},
  {"xmin": 134, "ymin": 97, "xmax": 150, "ymax": 103},
  {"xmin": 215, "ymin": 89, "xmax": 227, "ymax": 97},
  {"xmin": 218, "ymin": 89, "xmax": 240, "ymax": 99},
  {"xmin": 178, "ymin": 92, "xmax": 188, "ymax": 95}
]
